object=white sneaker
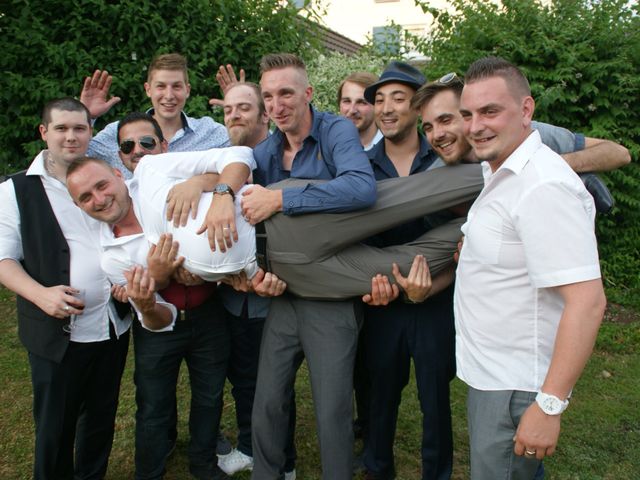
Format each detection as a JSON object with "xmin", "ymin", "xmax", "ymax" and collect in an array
[
  {"xmin": 217, "ymin": 448, "xmax": 254, "ymax": 475},
  {"xmin": 284, "ymin": 469, "xmax": 296, "ymax": 480}
]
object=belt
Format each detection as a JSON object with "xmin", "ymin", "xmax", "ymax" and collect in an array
[
  {"xmin": 255, "ymin": 221, "xmax": 269, "ymax": 270},
  {"xmin": 178, "ymin": 309, "xmax": 188, "ymax": 322}
]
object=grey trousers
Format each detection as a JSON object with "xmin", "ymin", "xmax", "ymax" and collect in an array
[
  {"xmin": 467, "ymin": 387, "xmax": 541, "ymax": 480},
  {"xmin": 264, "ymin": 164, "xmax": 484, "ymax": 299},
  {"xmin": 251, "ymin": 296, "xmax": 362, "ymax": 480}
]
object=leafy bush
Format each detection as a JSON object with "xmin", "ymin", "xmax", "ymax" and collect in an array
[
  {"xmin": 306, "ymin": 51, "xmax": 384, "ymax": 113},
  {"xmin": 414, "ymin": 0, "xmax": 640, "ymax": 303},
  {"xmin": 0, "ymin": 0, "xmax": 323, "ymax": 174}
]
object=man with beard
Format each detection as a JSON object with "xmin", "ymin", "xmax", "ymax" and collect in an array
[{"xmin": 216, "ymin": 82, "xmax": 297, "ymax": 478}]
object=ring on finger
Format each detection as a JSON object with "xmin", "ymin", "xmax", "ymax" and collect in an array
[
  {"xmin": 525, "ymin": 449, "xmax": 536, "ymax": 457},
  {"xmin": 63, "ymin": 305, "xmax": 71, "ymax": 312}
]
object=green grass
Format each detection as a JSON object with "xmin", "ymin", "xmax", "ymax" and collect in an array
[{"xmin": 1, "ymin": 287, "xmax": 639, "ymax": 479}]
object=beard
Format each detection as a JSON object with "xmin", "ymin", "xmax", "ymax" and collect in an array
[{"xmin": 228, "ymin": 127, "xmax": 252, "ymax": 147}]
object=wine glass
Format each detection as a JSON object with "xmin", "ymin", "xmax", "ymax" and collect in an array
[{"xmin": 62, "ymin": 288, "xmax": 86, "ymax": 334}]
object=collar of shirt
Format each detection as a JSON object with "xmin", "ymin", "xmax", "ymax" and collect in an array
[
  {"xmin": 481, "ymin": 130, "xmax": 542, "ymax": 184},
  {"xmin": 368, "ymin": 133, "xmax": 438, "ymax": 180},
  {"xmin": 27, "ymin": 150, "xmax": 57, "ymax": 180},
  {"xmin": 145, "ymin": 108, "xmax": 192, "ymax": 141},
  {"xmin": 264, "ymin": 104, "xmax": 322, "ymax": 157},
  {"xmin": 364, "ymin": 129, "xmax": 384, "ymax": 151},
  {"xmin": 258, "ymin": 105, "xmax": 333, "ymax": 184}
]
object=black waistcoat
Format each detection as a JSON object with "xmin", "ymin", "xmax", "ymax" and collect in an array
[{"xmin": 12, "ymin": 173, "xmax": 70, "ymax": 363}]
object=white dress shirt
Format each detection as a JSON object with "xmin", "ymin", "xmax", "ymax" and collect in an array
[
  {"xmin": 0, "ymin": 151, "xmax": 130, "ymax": 342},
  {"xmin": 454, "ymin": 131, "xmax": 601, "ymax": 392},
  {"xmin": 97, "ymin": 196, "xmax": 178, "ymax": 332},
  {"xmin": 132, "ymin": 147, "xmax": 258, "ymax": 281}
]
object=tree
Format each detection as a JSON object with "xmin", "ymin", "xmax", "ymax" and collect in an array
[
  {"xmin": 0, "ymin": 0, "xmax": 323, "ymax": 173},
  {"xmin": 414, "ymin": 0, "xmax": 640, "ymax": 304}
]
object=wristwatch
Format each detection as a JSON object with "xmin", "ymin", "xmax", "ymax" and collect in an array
[
  {"xmin": 213, "ymin": 183, "xmax": 235, "ymax": 200},
  {"xmin": 535, "ymin": 392, "xmax": 569, "ymax": 415}
]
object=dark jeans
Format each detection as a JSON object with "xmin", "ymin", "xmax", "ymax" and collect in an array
[
  {"xmin": 225, "ymin": 305, "xmax": 296, "ymax": 470},
  {"xmin": 364, "ymin": 288, "xmax": 455, "ymax": 480},
  {"xmin": 29, "ymin": 328, "xmax": 129, "ymax": 480},
  {"xmin": 133, "ymin": 297, "xmax": 229, "ymax": 480}
]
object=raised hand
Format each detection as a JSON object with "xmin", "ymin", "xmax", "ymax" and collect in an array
[{"xmin": 80, "ymin": 69, "xmax": 121, "ymax": 119}]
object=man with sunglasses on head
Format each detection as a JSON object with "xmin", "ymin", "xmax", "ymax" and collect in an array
[
  {"xmin": 81, "ymin": 53, "xmax": 230, "ymax": 180},
  {"xmin": 0, "ymin": 98, "xmax": 130, "ymax": 480},
  {"xmin": 413, "ymin": 71, "xmax": 630, "ymax": 173},
  {"xmin": 356, "ymin": 59, "xmax": 630, "ymax": 480}
]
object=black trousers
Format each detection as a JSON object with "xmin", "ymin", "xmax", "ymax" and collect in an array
[
  {"xmin": 29, "ymin": 328, "xmax": 130, "ymax": 480},
  {"xmin": 363, "ymin": 288, "xmax": 455, "ymax": 480}
]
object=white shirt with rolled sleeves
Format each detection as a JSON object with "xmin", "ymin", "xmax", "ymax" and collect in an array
[
  {"xmin": 132, "ymin": 147, "xmax": 259, "ymax": 281},
  {"xmin": 454, "ymin": 130, "xmax": 601, "ymax": 393},
  {"xmin": 97, "ymin": 208, "xmax": 178, "ymax": 332},
  {"xmin": 0, "ymin": 151, "xmax": 130, "ymax": 342}
]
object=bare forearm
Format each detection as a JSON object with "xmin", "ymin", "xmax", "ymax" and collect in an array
[
  {"xmin": 428, "ymin": 263, "xmax": 455, "ymax": 297},
  {"xmin": 541, "ymin": 279, "xmax": 606, "ymax": 398},
  {"xmin": 562, "ymin": 138, "xmax": 631, "ymax": 172},
  {"xmin": 0, "ymin": 259, "xmax": 46, "ymax": 304},
  {"xmin": 217, "ymin": 163, "xmax": 250, "ymax": 193},
  {"xmin": 193, "ymin": 173, "xmax": 220, "ymax": 192}
]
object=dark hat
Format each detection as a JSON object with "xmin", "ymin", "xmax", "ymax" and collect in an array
[{"xmin": 364, "ymin": 61, "xmax": 427, "ymax": 104}]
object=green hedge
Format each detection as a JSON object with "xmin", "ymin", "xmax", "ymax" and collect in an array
[
  {"xmin": 0, "ymin": 0, "xmax": 322, "ymax": 173},
  {"xmin": 411, "ymin": 0, "xmax": 640, "ymax": 305}
]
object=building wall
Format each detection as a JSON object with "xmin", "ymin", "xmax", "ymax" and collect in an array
[{"xmin": 315, "ymin": 0, "xmax": 449, "ymax": 46}]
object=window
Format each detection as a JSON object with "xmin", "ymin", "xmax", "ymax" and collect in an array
[{"xmin": 372, "ymin": 25, "xmax": 400, "ymax": 54}]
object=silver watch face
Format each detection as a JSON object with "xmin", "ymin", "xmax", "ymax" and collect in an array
[
  {"xmin": 215, "ymin": 184, "xmax": 231, "ymax": 195},
  {"xmin": 542, "ymin": 397, "xmax": 561, "ymax": 413}
]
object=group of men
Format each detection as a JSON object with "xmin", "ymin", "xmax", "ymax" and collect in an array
[{"xmin": 0, "ymin": 49, "xmax": 630, "ymax": 480}]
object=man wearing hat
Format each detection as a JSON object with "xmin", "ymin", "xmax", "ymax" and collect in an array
[{"xmin": 361, "ymin": 61, "xmax": 455, "ymax": 480}]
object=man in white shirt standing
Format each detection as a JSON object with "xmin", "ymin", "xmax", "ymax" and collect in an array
[
  {"xmin": 0, "ymin": 98, "xmax": 130, "ymax": 480},
  {"xmin": 454, "ymin": 57, "xmax": 606, "ymax": 479},
  {"xmin": 66, "ymin": 116, "xmax": 257, "ymax": 480}
]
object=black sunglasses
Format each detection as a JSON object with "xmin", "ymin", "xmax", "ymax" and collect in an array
[
  {"xmin": 119, "ymin": 136, "xmax": 157, "ymax": 154},
  {"xmin": 437, "ymin": 72, "xmax": 463, "ymax": 86}
]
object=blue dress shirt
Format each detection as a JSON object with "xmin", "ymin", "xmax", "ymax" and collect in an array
[{"xmin": 252, "ymin": 106, "xmax": 376, "ymax": 214}]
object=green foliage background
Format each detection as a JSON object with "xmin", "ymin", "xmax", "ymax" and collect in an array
[
  {"xmin": 1, "ymin": 0, "xmax": 638, "ymax": 303},
  {"xmin": 410, "ymin": 0, "xmax": 640, "ymax": 305},
  {"xmin": 0, "ymin": 0, "xmax": 322, "ymax": 174}
]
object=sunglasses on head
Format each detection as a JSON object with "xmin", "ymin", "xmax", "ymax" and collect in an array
[
  {"xmin": 119, "ymin": 136, "xmax": 157, "ymax": 154},
  {"xmin": 437, "ymin": 72, "xmax": 463, "ymax": 86}
]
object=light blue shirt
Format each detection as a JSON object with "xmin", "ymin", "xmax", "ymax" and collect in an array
[{"xmin": 88, "ymin": 110, "xmax": 230, "ymax": 178}]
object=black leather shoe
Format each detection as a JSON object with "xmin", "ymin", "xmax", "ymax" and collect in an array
[{"xmin": 579, "ymin": 172, "xmax": 614, "ymax": 214}]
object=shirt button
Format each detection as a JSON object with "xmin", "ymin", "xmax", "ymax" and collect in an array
[{"xmin": 289, "ymin": 202, "xmax": 294, "ymax": 207}]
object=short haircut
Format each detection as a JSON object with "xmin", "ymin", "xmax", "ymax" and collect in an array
[
  {"xmin": 41, "ymin": 98, "xmax": 91, "ymax": 126},
  {"xmin": 464, "ymin": 56, "xmax": 531, "ymax": 99},
  {"xmin": 259, "ymin": 53, "xmax": 306, "ymax": 75},
  {"xmin": 411, "ymin": 76, "xmax": 464, "ymax": 111},
  {"xmin": 337, "ymin": 72, "xmax": 378, "ymax": 106},
  {"xmin": 117, "ymin": 112, "xmax": 165, "ymax": 143},
  {"xmin": 66, "ymin": 156, "xmax": 112, "ymax": 179},
  {"xmin": 226, "ymin": 82, "xmax": 266, "ymax": 116},
  {"xmin": 147, "ymin": 53, "xmax": 189, "ymax": 83}
]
